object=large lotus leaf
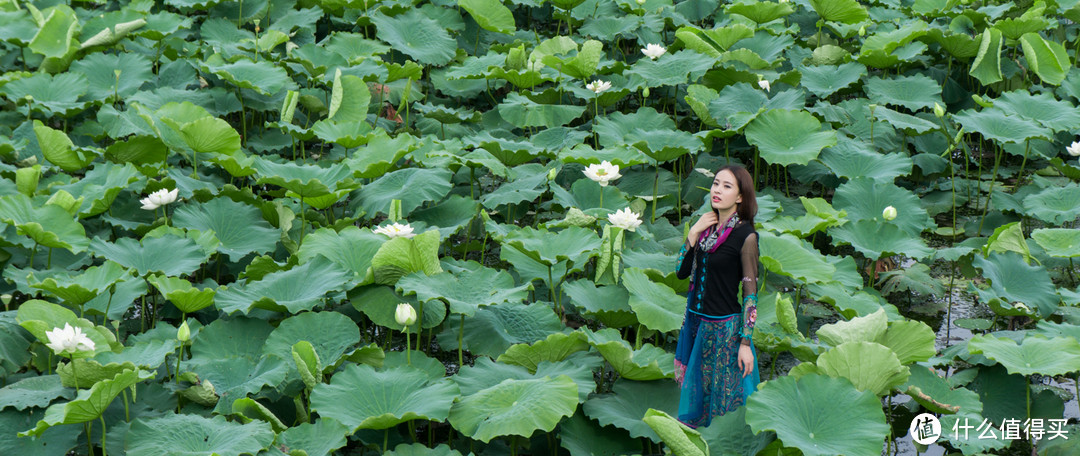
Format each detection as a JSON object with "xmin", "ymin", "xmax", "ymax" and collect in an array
[
  {"xmin": 621, "ymin": 268, "xmax": 684, "ymax": 333},
  {"xmin": 830, "ymin": 220, "xmax": 933, "ymax": 260},
  {"xmin": 863, "ymin": 74, "xmax": 941, "ymax": 111},
  {"xmin": 125, "ymin": 413, "xmax": 275, "ymax": 456},
  {"xmin": 459, "ymin": 0, "xmax": 515, "ymax": 33},
  {"xmin": 311, "ymin": 364, "xmax": 458, "ymax": 431},
  {"xmin": 972, "ymin": 252, "xmax": 1059, "ymax": 318},
  {"xmin": 449, "ymin": 375, "xmax": 578, "ymax": 442},
  {"xmin": 354, "ymin": 168, "xmax": 453, "ymax": 217},
  {"xmin": 745, "ymin": 374, "xmax": 888, "ymax": 456},
  {"xmin": 697, "ymin": 405, "xmax": 775, "ymax": 456},
  {"xmin": 56, "ymin": 357, "xmax": 137, "ymax": 389},
  {"xmin": 69, "ymin": 52, "xmax": 152, "ymax": 101},
  {"xmin": 1022, "ymin": 183, "xmax": 1080, "ymax": 225},
  {"xmin": 815, "ymin": 308, "xmax": 888, "ymax": 348},
  {"xmin": 745, "ymin": 109, "xmax": 836, "ymax": 166},
  {"xmin": 372, "ymin": 10, "xmax": 456, "ymax": 66},
  {"xmin": 1, "ymin": 71, "xmax": 87, "ymax": 117},
  {"xmin": 808, "ymin": 0, "xmax": 867, "ymax": 23},
  {"xmin": 264, "ymin": 311, "xmax": 360, "ymax": 375},
  {"xmin": 952, "ymin": 108, "xmax": 1052, "ymax": 144},
  {"xmin": 726, "ymin": 0, "xmax": 794, "ymax": 23},
  {"xmin": 0, "ymin": 408, "xmax": 80, "ymax": 456},
  {"xmin": 56, "ymin": 161, "xmax": 141, "ymax": 218},
  {"xmin": 29, "ymin": 260, "xmax": 130, "ymax": 306},
  {"xmin": 350, "ymin": 285, "xmax": 445, "ymax": 333},
  {"xmin": 215, "ymin": 258, "xmax": 352, "ymax": 314},
  {"xmin": 558, "ymin": 411, "xmax": 641, "ymax": 456},
  {"xmin": 16, "ymin": 300, "xmax": 116, "ymax": 358},
  {"xmin": 1031, "ymin": 228, "xmax": 1080, "ymax": 258},
  {"xmin": 502, "ymin": 226, "xmax": 601, "ymax": 267},
  {"xmin": 328, "ymin": 70, "xmax": 371, "ymax": 124},
  {"xmin": 814, "ymin": 341, "xmax": 909, "ymax": 396},
  {"xmin": 879, "ymin": 320, "xmax": 936, "ymax": 365},
  {"xmin": 819, "ymin": 137, "xmax": 912, "ymax": 182},
  {"xmin": 437, "ymin": 301, "xmax": 562, "ymax": 358},
  {"xmin": 205, "ymin": 59, "xmax": 295, "ymax": 96},
  {"xmin": 583, "ymin": 378, "xmax": 680, "ymax": 442},
  {"xmin": 89, "ymin": 234, "xmax": 210, "ymax": 277},
  {"xmin": 452, "ymin": 355, "xmax": 598, "ymax": 404},
  {"xmin": 968, "ymin": 334, "xmax": 1080, "ymax": 376},
  {"xmin": 625, "ymin": 51, "xmax": 716, "ymax": 88},
  {"xmin": 272, "ymin": 417, "xmax": 349, "ymax": 456},
  {"xmin": 146, "ymin": 275, "xmax": 217, "ymax": 313},
  {"xmin": 385, "ymin": 443, "xmax": 466, "ymax": 456},
  {"xmin": 343, "ymin": 132, "xmax": 417, "ymax": 178},
  {"xmin": 254, "ymin": 158, "xmax": 352, "ymax": 198},
  {"xmin": 35, "ymin": 121, "xmax": 96, "ymax": 172},
  {"xmin": 993, "ymin": 91, "xmax": 1080, "ymax": 132},
  {"xmin": 410, "ymin": 195, "xmax": 481, "ymax": 239},
  {"xmin": 371, "ymin": 230, "xmax": 443, "ymax": 285},
  {"xmin": 582, "ymin": 328, "xmax": 673, "ymax": 380},
  {"xmin": 0, "ymin": 375, "xmax": 73, "ymax": 411},
  {"xmin": 872, "ymin": 106, "xmax": 940, "ymax": 134},
  {"xmin": 562, "ymin": 279, "xmax": 636, "ymax": 328},
  {"xmin": 675, "ymin": 24, "xmax": 753, "ymax": 57},
  {"xmin": 182, "ymin": 355, "xmax": 289, "ymax": 414},
  {"xmin": 20, "ymin": 369, "xmax": 154, "ymax": 437},
  {"xmin": 498, "ymin": 93, "xmax": 586, "ymax": 129},
  {"xmin": 172, "ymin": 197, "xmax": 278, "ymax": 261},
  {"xmin": 297, "ymin": 226, "xmax": 385, "ymax": 278},
  {"xmin": 177, "ymin": 116, "xmax": 242, "ymax": 156},
  {"xmin": 0, "ymin": 194, "xmax": 89, "ymax": 252},
  {"xmin": 397, "ymin": 266, "xmax": 531, "ymax": 316},
  {"xmin": 189, "ymin": 317, "xmax": 271, "ymax": 361},
  {"xmin": 797, "ymin": 62, "xmax": 865, "ymax": 98},
  {"xmin": 833, "ymin": 177, "xmax": 933, "ymax": 236},
  {"xmin": 497, "ymin": 331, "xmax": 591, "ymax": 373},
  {"xmin": 1019, "ymin": 32, "xmax": 1071, "ymax": 85},
  {"xmin": 641, "ymin": 409, "xmax": 708, "ymax": 456},
  {"xmin": 758, "ymin": 232, "xmax": 835, "ymax": 283},
  {"xmin": 901, "ymin": 364, "xmax": 982, "ymax": 415}
]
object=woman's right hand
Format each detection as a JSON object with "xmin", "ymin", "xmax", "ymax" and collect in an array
[{"xmin": 687, "ymin": 212, "xmax": 717, "ymax": 247}]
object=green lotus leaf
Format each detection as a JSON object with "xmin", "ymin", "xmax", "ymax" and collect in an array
[
  {"xmin": 1019, "ymin": 32, "xmax": 1070, "ymax": 85},
  {"xmin": 797, "ymin": 62, "xmax": 865, "ymax": 98},
  {"xmin": 29, "ymin": 260, "xmax": 130, "ymax": 306},
  {"xmin": 872, "ymin": 106, "xmax": 939, "ymax": 134},
  {"xmin": 16, "ymin": 300, "xmax": 116, "ymax": 358},
  {"xmin": 582, "ymin": 327, "xmax": 673, "ymax": 380},
  {"xmin": 56, "ymin": 161, "xmax": 141, "ymax": 218},
  {"xmin": 297, "ymin": 226, "xmax": 385, "ymax": 279},
  {"xmin": 354, "ymin": 168, "xmax": 453, "ymax": 218},
  {"xmin": 182, "ymin": 355, "xmax": 289, "ymax": 414},
  {"xmin": 830, "ymin": 220, "xmax": 933, "ymax": 260},
  {"xmin": 105, "ymin": 135, "xmax": 167, "ymax": 166},
  {"xmin": 0, "ymin": 375, "xmax": 73, "ymax": 411},
  {"xmin": 292, "ymin": 340, "xmax": 321, "ymax": 390},
  {"xmin": 969, "ymin": 28, "xmax": 1004, "ymax": 86},
  {"xmin": 384, "ymin": 443, "xmax": 466, "ymax": 456},
  {"xmin": 498, "ymin": 93, "xmax": 586, "ymax": 129},
  {"xmin": 311, "ymin": 363, "xmax": 459, "ymax": 431},
  {"xmin": 698, "ymin": 405, "xmax": 776, "ymax": 456},
  {"xmin": 808, "ymin": 0, "xmax": 867, "ymax": 23},
  {"xmin": 621, "ymin": 268, "xmax": 684, "ymax": 333},
  {"xmin": 583, "ymin": 378, "xmax": 680, "ymax": 442},
  {"xmin": 0, "ymin": 408, "xmax": 80, "ymax": 456},
  {"xmin": 626, "ymin": 51, "xmax": 715, "ymax": 88},
  {"xmin": 327, "ymin": 70, "xmax": 371, "ymax": 124},
  {"xmin": 28, "ymin": 4, "xmax": 78, "ymax": 58},
  {"xmin": 984, "ymin": 221, "xmax": 1031, "ymax": 262},
  {"xmin": 563, "ymin": 278, "xmax": 636, "ymax": 328},
  {"xmin": 726, "ymin": 0, "xmax": 794, "ymax": 23},
  {"xmin": 1, "ymin": 72, "xmax": 87, "ymax": 117},
  {"xmin": 187, "ymin": 317, "xmax": 271, "ymax": 362},
  {"xmin": 145, "ymin": 274, "xmax": 214, "ymax": 316},
  {"xmin": 706, "ymin": 83, "xmax": 802, "ymax": 134},
  {"xmin": 172, "ymin": 197, "xmax": 278, "ymax": 261},
  {"xmin": 437, "ymin": 301, "xmax": 562, "ymax": 358},
  {"xmin": 540, "ymin": 40, "xmax": 603, "ymax": 80},
  {"xmin": 69, "ymin": 52, "xmax": 152, "ymax": 102},
  {"xmin": 216, "ymin": 258, "xmax": 352, "ymax": 314},
  {"xmin": 901, "ymin": 364, "xmax": 982, "ymax": 415},
  {"xmin": 675, "ymin": 24, "xmax": 754, "ymax": 58},
  {"xmin": 350, "ymin": 285, "xmax": 444, "ymax": 334},
  {"xmin": 502, "ymin": 226, "xmax": 601, "ymax": 267},
  {"xmin": 863, "ymin": 74, "xmax": 942, "ymax": 111},
  {"xmin": 453, "ymin": 355, "xmax": 599, "ymax": 403},
  {"xmin": 449, "ymin": 375, "xmax": 578, "ymax": 442},
  {"xmin": 758, "ymin": 231, "xmax": 836, "ymax": 283},
  {"xmin": 0, "ymin": 195, "xmax": 83, "ymax": 251},
  {"xmin": 1031, "ymin": 228, "xmax": 1080, "ymax": 258},
  {"xmin": 272, "ymin": 418, "xmax": 349, "ymax": 456},
  {"xmin": 972, "ymin": 252, "xmax": 1059, "ymax": 318},
  {"xmin": 410, "ymin": 195, "xmax": 481, "ymax": 239},
  {"xmin": 745, "ymin": 109, "xmax": 836, "ymax": 166},
  {"xmin": 641, "ymin": 409, "xmax": 707, "ymax": 456},
  {"xmin": 264, "ymin": 311, "xmax": 360, "ymax": 375},
  {"xmin": 371, "ymin": 229, "xmax": 443, "ymax": 285},
  {"xmin": 372, "ymin": 10, "xmax": 456, "ymax": 66},
  {"xmin": 833, "ymin": 177, "xmax": 934, "ymax": 236},
  {"xmin": 814, "ymin": 341, "xmax": 910, "ymax": 396},
  {"xmin": 89, "ymin": 234, "xmax": 210, "ymax": 277},
  {"xmin": 459, "ymin": 0, "xmax": 518, "ymax": 34},
  {"xmin": 953, "ymin": 108, "xmax": 1053, "ymax": 144},
  {"xmin": 880, "ymin": 320, "xmax": 936, "ymax": 365},
  {"xmin": 745, "ymin": 374, "xmax": 888, "ymax": 456},
  {"xmin": 558, "ymin": 411, "xmax": 642, "ymax": 456},
  {"xmin": 20, "ymin": 369, "xmax": 154, "ymax": 437},
  {"xmin": 342, "ymin": 131, "xmax": 417, "ymax": 178},
  {"xmin": 816, "ymin": 308, "xmax": 888, "ymax": 347},
  {"xmin": 968, "ymin": 334, "xmax": 1080, "ymax": 376},
  {"xmin": 397, "ymin": 265, "xmax": 531, "ymax": 316},
  {"xmin": 465, "ymin": 130, "xmax": 547, "ymax": 166},
  {"xmin": 176, "ymin": 116, "xmax": 242, "ymax": 156},
  {"xmin": 205, "ymin": 58, "xmax": 295, "ymax": 96},
  {"xmin": 125, "ymin": 413, "xmax": 275, "ymax": 456},
  {"xmin": 1022, "ymin": 183, "xmax": 1080, "ymax": 225},
  {"xmin": 993, "ymin": 91, "xmax": 1080, "ymax": 132},
  {"xmin": 254, "ymin": 157, "xmax": 353, "ymax": 198},
  {"xmin": 497, "ymin": 331, "xmax": 590, "ymax": 373},
  {"xmin": 35, "ymin": 121, "xmax": 96, "ymax": 172},
  {"xmin": 231, "ymin": 397, "xmax": 287, "ymax": 432}
]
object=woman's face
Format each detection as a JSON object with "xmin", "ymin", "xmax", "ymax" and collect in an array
[{"xmin": 710, "ymin": 169, "xmax": 742, "ymax": 213}]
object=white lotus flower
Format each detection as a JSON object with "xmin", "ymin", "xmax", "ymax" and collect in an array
[
  {"xmin": 1068, "ymin": 141, "xmax": 1080, "ymax": 157},
  {"xmin": 45, "ymin": 323, "xmax": 95, "ymax": 355},
  {"xmin": 882, "ymin": 206, "xmax": 897, "ymax": 221},
  {"xmin": 694, "ymin": 168, "xmax": 715, "ymax": 178},
  {"xmin": 140, "ymin": 188, "xmax": 179, "ymax": 211},
  {"xmin": 636, "ymin": 0, "xmax": 646, "ymax": 5},
  {"xmin": 373, "ymin": 222, "xmax": 416, "ymax": 239},
  {"xmin": 583, "ymin": 161, "xmax": 622, "ymax": 186},
  {"xmin": 586, "ymin": 80, "xmax": 612, "ymax": 94},
  {"xmin": 608, "ymin": 208, "xmax": 643, "ymax": 232},
  {"xmin": 395, "ymin": 303, "xmax": 417, "ymax": 326},
  {"xmin": 641, "ymin": 44, "xmax": 666, "ymax": 60},
  {"xmin": 757, "ymin": 79, "xmax": 771, "ymax": 92}
]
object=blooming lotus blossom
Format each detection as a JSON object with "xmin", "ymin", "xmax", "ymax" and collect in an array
[
  {"xmin": 608, "ymin": 208, "xmax": 643, "ymax": 231},
  {"xmin": 373, "ymin": 222, "xmax": 416, "ymax": 239},
  {"xmin": 583, "ymin": 161, "xmax": 621, "ymax": 187},
  {"xmin": 395, "ymin": 303, "xmax": 417, "ymax": 326},
  {"xmin": 882, "ymin": 206, "xmax": 897, "ymax": 221},
  {"xmin": 586, "ymin": 80, "xmax": 612, "ymax": 94},
  {"xmin": 140, "ymin": 188, "xmax": 179, "ymax": 211},
  {"xmin": 641, "ymin": 44, "xmax": 666, "ymax": 60},
  {"xmin": 1068, "ymin": 141, "xmax": 1080, "ymax": 157},
  {"xmin": 45, "ymin": 323, "xmax": 95, "ymax": 355},
  {"xmin": 757, "ymin": 79, "xmax": 771, "ymax": 92},
  {"xmin": 694, "ymin": 168, "xmax": 715, "ymax": 178}
]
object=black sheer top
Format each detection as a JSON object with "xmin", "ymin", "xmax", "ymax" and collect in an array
[{"xmin": 675, "ymin": 221, "xmax": 759, "ymax": 343}]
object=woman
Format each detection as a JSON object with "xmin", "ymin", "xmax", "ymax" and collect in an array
[{"xmin": 673, "ymin": 164, "xmax": 760, "ymax": 428}]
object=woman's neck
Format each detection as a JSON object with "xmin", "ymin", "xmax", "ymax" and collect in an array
[{"xmin": 716, "ymin": 208, "xmax": 737, "ymax": 223}]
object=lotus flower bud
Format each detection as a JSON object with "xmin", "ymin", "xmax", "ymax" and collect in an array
[
  {"xmin": 177, "ymin": 321, "xmax": 191, "ymax": 343},
  {"xmin": 882, "ymin": 206, "xmax": 897, "ymax": 221},
  {"xmin": 395, "ymin": 303, "xmax": 417, "ymax": 326},
  {"xmin": 858, "ymin": 25, "xmax": 866, "ymax": 36},
  {"xmin": 548, "ymin": 168, "xmax": 558, "ymax": 181},
  {"xmin": 933, "ymin": 102, "xmax": 945, "ymax": 118},
  {"xmin": 642, "ymin": 87, "xmax": 650, "ymax": 97},
  {"xmin": 507, "ymin": 45, "xmax": 527, "ymax": 71}
]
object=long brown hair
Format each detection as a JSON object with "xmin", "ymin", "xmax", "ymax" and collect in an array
[{"xmin": 715, "ymin": 164, "xmax": 756, "ymax": 224}]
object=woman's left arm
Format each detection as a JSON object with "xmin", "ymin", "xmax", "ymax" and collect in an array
[{"xmin": 738, "ymin": 232, "xmax": 759, "ymax": 346}]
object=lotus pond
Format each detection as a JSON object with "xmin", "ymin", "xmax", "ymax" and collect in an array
[{"xmin": 2, "ymin": 0, "xmax": 1080, "ymax": 454}]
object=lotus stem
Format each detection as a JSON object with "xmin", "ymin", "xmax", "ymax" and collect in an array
[
  {"xmin": 71, "ymin": 359, "xmax": 80, "ymax": 390},
  {"xmin": 29, "ymin": 242, "xmax": 38, "ymax": 268},
  {"xmin": 1017, "ymin": 140, "xmax": 1030, "ymax": 187},
  {"xmin": 1026, "ymin": 376, "xmax": 1031, "ymax": 421},
  {"xmin": 651, "ymin": 167, "xmax": 658, "ymax": 222},
  {"xmin": 458, "ymin": 314, "xmax": 465, "ymax": 367},
  {"xmin": 634, "ymin": 324, "xmax": 643, "ymax": 351},
  {"xmin": 100, "ymin": 415, "xmax": 108, "ymax": 456},
  {"xmin": 405, "ymin": 328, "xmax": 411, "ymax": 366},
  {"xmin": 122, "ymin": 389, "xmax": 130, "ymax": 422},
  {"xmin": 383, "ymin": 428, "xmax": 389, "ymax": 453},
  {"xmin": 946, "ymin": 261, "xmax": 956, "ymax": 341},
  {"xmin": 978, "ymin": 143, "xmax": 1004, "ymax": 234},
  {"xmin": 86, "ymin": 422, "xmax": 95, "ymax": 456}
]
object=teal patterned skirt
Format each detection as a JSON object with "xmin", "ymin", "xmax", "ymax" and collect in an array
[{"xmin": 674, "ymin": 310, "xmax": 760, "ymax": 428}]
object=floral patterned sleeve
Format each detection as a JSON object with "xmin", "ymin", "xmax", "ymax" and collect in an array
[
  {"xmin": 675, "ymin": 241, "xmax": 695, "ymax": 280},
  {"xmin": 739, "ymin": 232, "xmax": 759, "ymax": 346}
]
